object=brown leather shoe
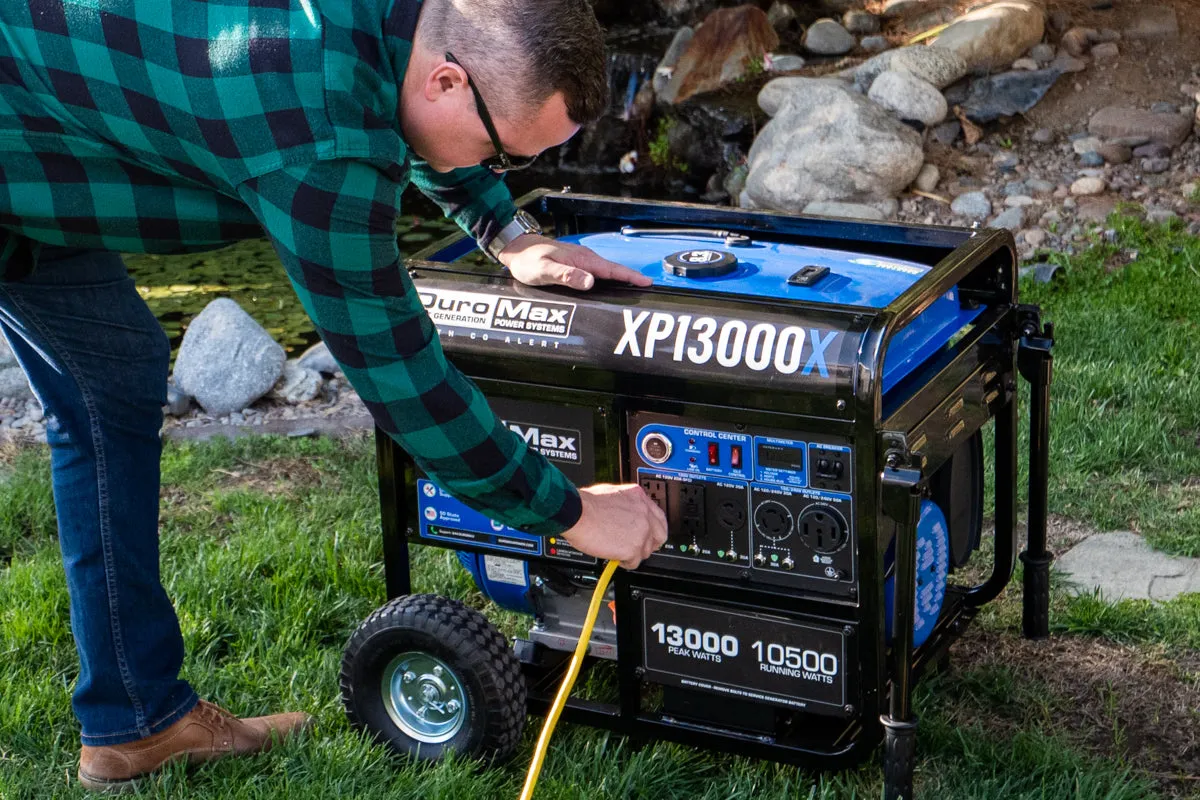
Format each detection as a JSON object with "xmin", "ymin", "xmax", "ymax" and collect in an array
[{"xmin": 78, "ymin": 700, "xmax": 312, "ymax": 792}]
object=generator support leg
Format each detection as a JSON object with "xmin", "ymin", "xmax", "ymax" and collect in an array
[
  {"xmin": 881, "ymin": 466, "xmax": 923, "ymax": 800},
  {"xmin": 1018, "ymin": 316, "xmax": 1054, "ymax": 640},
  {"xmin": 376, "ymin": 429, "xmax": 412, "ymax": 600},
  {"xmin": 883, "ymin": 717, "xmax": 918, "ymax": 800}
]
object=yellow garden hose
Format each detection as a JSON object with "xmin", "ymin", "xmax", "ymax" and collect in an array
[{"xmin": 519, "ymin": 558, "xmax": 620, "ymax": 800}]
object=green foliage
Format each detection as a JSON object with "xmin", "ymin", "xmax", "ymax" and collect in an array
[{"xmin": 648, "ymin": 117, "xmax": 688, "ymax": 174}]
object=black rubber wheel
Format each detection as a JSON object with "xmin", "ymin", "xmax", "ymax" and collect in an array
[{"xmin": 340, "ymin": 594, "xmax": 526, "ymax": 762}]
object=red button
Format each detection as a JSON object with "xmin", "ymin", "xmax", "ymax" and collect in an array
[
  {"xmin": 707, "ymin": 443, "xmax": 719, "ymax": 465},
  {"xmin": 730, "ymin": 445, "xmax": 742, "ymax": 469}
]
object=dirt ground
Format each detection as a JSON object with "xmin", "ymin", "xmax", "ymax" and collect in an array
[
  {"xmin": 949, "ymin": 626, "xmax": 1200, "ymax": 798},
  {"xmin": 1023, "ymin": 0, "xmax": 1200, "ymax": 132}
]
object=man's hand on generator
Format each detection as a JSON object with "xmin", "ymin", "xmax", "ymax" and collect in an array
[
  {"xmin": 561, "ymin": 484, "xmax": 668, "ymax": 570},
  {"xmin": 499, "ymin": 234, "xmax": 652, "ymax": 291}
]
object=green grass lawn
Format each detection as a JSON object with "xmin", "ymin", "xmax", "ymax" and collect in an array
[{"xmin": 1, "ymin": 217, "xmax": 1198, "ymax": 799}]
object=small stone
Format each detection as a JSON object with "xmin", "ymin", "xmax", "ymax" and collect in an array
[
  {"xmin": 843, "ymin": 9, "xmax": 880, "ymax": 35},
  {"xmin": 1048, "ymin": 10, "xmax": 1072, "ymax": 34},
  {"xmin": 1029, "ymin": 43, "xmax": 1055, "ymax": 65},
  {"xmin": 1092, "ymin": 28, "xmax": 1121, "ymax": 43},
  {"xmin": 1028, "ymin": 178, "xmax": 1056, "ymax": 195},
  {"xmin": 1091, "ymin": 42, "xmax": 1119, "ymax": 63},
  {"xmin": 951, "ymin": 191, "xmax": 992, "ymax": 219},
  {"xmin": 1146, "ymin": 208, "xmax": 1177, "ymax": 224},
  {"xmin": 1071, "ymin": 136, "xmax": 1103, "ymax": 155},
  {"xmin": 297, "ymin": 341, "xmax": 340, "ymax": 376},
  {"xmin": 991, "ymin": 206, "xmax": 1026, "ymax": 231},
  {"xmin": 860, "ymin": 36, "xmax": 891, "ymax": 53},
  {"xmin": 1096, "ymin": 143, "xmax": 1132, "ymax": 164},
  {"xmin": 287, "ymin": 426, "xmax": 319, "ymax": 439},
  {"xmin": 1078, "ymin": 152, "xmax": 1104, "ymax": 167},
  {"xmin": 1089, "ymin": 106, "xmax": 1192, "ymax": 148},
  {"xmin": 1061, "ymin": 28, "xmax": 1095, "ymax": 58},
  {"xmin": 1001, "ymin": 181, "xmax": 1029, "ymax": 196},
  {"xmin": 228, "ymin": 411, "xmax": 245, "ymax": 426},
  {"xmin": 992, "ymin": 151, "xmax": 1019, "ymax": 172},
  {"xmin": 932, "ymin": 120, "xmax": 962, "ymax": 145},
  {"xmin": 275, "ymin": 360, "xmax": 323, "ymax": 404},
  {"xmin": 1030, "ymin": 127, "xmax": 1055, "ymax": 144},
  {"xmin": 27, "ymin": 405, "xmax": 43, "ymax": 423},
  {"xmin": 1052, "ymin": 55, "xmax": 1088, "ymax": 74},
  {"xmin": 1022, "ymin": 228, "xmax": 1048, "ymax": 248},
  {"xmin": 767, "ymin": 1, "xmax": 798, "ymax": 30},
  {"xmin": 1132, "ymin": 143, "xmax": 1171, "ymax": 159},
  {"xmin": 1150, "ymin": 101, "xmax": 1178, "ymax": 114},
  {"xmin": 913, "ymin": 163, "xmax": 940, "ymax": 192},
  {"xmin": 868, "ymin": 70, "xmax": 948, "ymax": 126},
  {"xmin": 1071, "ymin": 176, "xmax": 1107, "ymax": 196},
  {"xmin": 1011, "ymin": 58, "xmax": 1039, "ymax": 71},
  {"xmin": 1005, "ymin": 194, "xmax": 1035, "ymax": 207},
  {"xmin": 164, "ymin": 385, "xmax": 192, "ymax": 417},
  {"xmin": 804, "ymin": 19, "xmax": 857, "ymax": 56},
  {"xmin": 1141, "ymin": 157, "xmax": 1170, "ymax": 174},
  {"xmin": 769, "ymin": 54, "xmax": 807, "ymax": 72}
]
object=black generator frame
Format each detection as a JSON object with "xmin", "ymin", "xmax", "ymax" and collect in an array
[{"xmin": 374, "ymin": 192, "xmax": 1054, "ymax": 800}]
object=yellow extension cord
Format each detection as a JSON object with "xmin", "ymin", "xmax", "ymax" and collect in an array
[{"xmin": 518, "ymin": 558, "xmax": 621, "ymax": 800}]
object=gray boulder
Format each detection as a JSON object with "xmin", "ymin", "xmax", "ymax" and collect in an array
[
  {"xmin": 653, "ymin": 26, "xmax": 694, "ymax": 96},
  {"xmin": 1088, "ymin": 106, "xmax": 1193, "ymax": 148},
  {"xmin": 173, "ymin": 298, "xmax": 286, "ymax": 416},
  {"xmin": 990, "ymin": 206, "xmax": 1027, "ymax": 232},
  {"xmin": 852, "ymin": 46, "xmax": 969, "ymax": 92},
  {"xmin": 0, "ymin": 335, "xmax": 16, "ymax": 369},
  {"xmin": 803, "ymin": 19, "xmax": 857, "ymax": 56},
  {"xmin": 843, "ymin": 10, "xmax": 880, "ymax": 35},
  {"xmin": 868, "ymin": 70, "xmax": 948, "ymax": 126},
  {"xmin": 950, "ymin": 191, "xmax": 992, "ymax": 219},
  {"xmin": 747, "ymin": 78, "xmax": 924, "ymax": 212},
  {"xmin": 274, "ymin": 360, "xmax": 323, "ymax": 405},
  {"xmin": 931, "ymin": 0, "xmax": 1045, "ymax": 72},
  {"xmin": 297, "ymin": 340, "xmax": 341, "ymax": 376},
  {"xmin": 803, "ymin": 201, "xmax": 887, "ymax": 221},
  {"xmin": 0, "ymin": 366, "xmax": 32, "ymax": 401}
]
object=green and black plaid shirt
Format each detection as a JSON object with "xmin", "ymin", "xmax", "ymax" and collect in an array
[{"xmin": 0, "ymin": 0, "xmax": 582, "ymax": 535}]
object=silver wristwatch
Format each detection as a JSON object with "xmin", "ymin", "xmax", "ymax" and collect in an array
[{"xmin": 485, "ymin": 209, "xmax": 543, "ymax": 262}]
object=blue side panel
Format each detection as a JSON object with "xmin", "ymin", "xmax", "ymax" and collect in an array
[
  {"xmin": 456, "ymin": 551, "xmax": 535, "ymax": 615},
  {"xmin": 556, "ymin": 232, "xmax": 984, "ymax": 393},
  {"xmin": 885, "ymin": 500, "xmax": 951, "ymax": 648}
]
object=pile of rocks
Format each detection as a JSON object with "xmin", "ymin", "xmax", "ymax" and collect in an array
[
  {"xmin": 0, "ymin": 298, "xmax": 365, "ymax": 444},
  {"xmin": 642, "ymin": 0, "xmax": 1196, "ymax": 233}
]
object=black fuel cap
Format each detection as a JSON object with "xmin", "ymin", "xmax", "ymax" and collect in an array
[{"xmin": 663, "ymin": 249, "xmax": 738, "ymax": 278}]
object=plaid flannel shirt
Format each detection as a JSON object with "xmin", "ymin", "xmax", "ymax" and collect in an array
[{"xmin": 0, "ymin": 0, "xmax": 582, "ymax": 536}]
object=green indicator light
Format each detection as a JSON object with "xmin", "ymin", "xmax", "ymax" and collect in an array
[
  {"xmin": 771, "ymin": 554, "xmax": 779, "ymax": 562},
  {"xmin": 717, "ymin": 550, "xmax": 725, "ymax": 558},
  {"xmin": 679, "ymin": 545, "xmax": 688, "ymax": 553}
]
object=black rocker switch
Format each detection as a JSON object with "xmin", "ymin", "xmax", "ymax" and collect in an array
[{"xmin": 787, "ymin": 265, "xmax": 830, "ymax": 287}]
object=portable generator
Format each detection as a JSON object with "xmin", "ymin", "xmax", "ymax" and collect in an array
[{"xmin": 339, "ymin": 192, "xmax": 1055, "ymax": 800}]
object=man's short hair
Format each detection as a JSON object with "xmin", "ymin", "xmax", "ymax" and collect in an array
[{"xmin": 416, "ymin": 0, "xmax": 610, "ymax": 125}]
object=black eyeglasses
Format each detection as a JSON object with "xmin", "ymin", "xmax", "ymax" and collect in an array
[{"xmin": 445, "ymin": 52, "xmax": 538, "ymax": 173}]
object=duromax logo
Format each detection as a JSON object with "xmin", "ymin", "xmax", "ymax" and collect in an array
[
  {"xmin": 419, "ymin": 289, "xmax": 576, "ymax": 338},
  {"xmin": 505, "ymin": 421, "xmax": 581, "ymax": 464}
]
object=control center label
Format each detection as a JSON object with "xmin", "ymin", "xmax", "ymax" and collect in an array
[{"xmin": 642, "ymin": 597, "xmax": 847, "ymax": 712}]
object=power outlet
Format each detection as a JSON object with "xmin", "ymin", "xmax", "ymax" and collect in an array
[
  {"xmin": 640, "ymin": 479, "xmax": 668, "ymax": 514},
  {"xmin": 680, "ymin": 516, "xmax": 703, "ymax": 540},
  {"xmin": 798, "ymin": 507, "xmax": 847, "ymax": 554},
  {"xmin": 678, "ymin": 484, "xmax": 705, "ymax": 518}
]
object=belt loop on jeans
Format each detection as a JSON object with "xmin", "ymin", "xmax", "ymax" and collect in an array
[{"xmin": 0, "ymin": 229, "xmax": 41, "ymax": 282}]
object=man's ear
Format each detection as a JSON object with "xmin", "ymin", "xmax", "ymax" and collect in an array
[{"xmin": 424, "ymin": 59, "xmax": 467, "ymax": 102}]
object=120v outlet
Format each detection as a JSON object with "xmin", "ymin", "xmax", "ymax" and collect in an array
[{"xmin": 797, "ymin": 506, "xmax": 848, "ymax": 554}]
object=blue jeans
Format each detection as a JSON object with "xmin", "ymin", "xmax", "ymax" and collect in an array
[{"xmin": 0, "ymin": 246, "xmax": 198, "ymax": 746}]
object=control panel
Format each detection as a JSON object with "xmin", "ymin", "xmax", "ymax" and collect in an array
[{"xmin": 629, "ymin": 412, "xmax": 856, "ymax": 596}]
